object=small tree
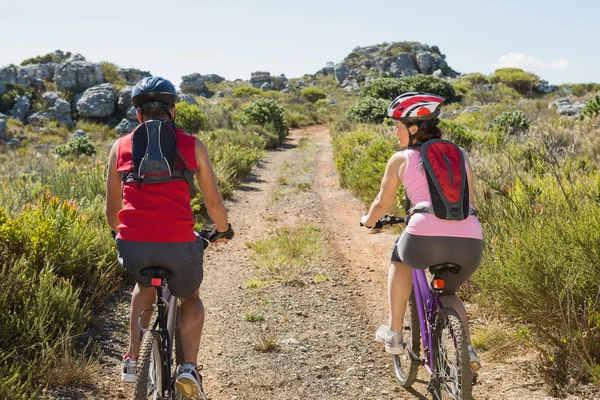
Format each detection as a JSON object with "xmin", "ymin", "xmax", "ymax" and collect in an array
[
  {"xmin": 175, "ymin": 102, "xmax": 208, "ymax": 134},
  {"xmin": 301, "ymin": 88, "xmax": 327, "ymax": 103}
]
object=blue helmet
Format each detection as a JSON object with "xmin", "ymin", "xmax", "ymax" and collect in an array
[{"xmin": 131, "ymin": 76, "xmax": 178, "ymax": 109}]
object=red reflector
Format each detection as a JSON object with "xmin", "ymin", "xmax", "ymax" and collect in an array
[
  {"xmin": 151, "ymin": 278, "xmax": 162, "ymax": 287},
  {"xmin": 433, "ymin": 279, "xmax": 445, "ymax": 289}
]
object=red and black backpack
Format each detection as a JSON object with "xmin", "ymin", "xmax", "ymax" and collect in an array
[
  {"xmin": 120, "ymin": 119, "xmax": 198, "ymax": 197},
  {"xmin": 406, "ymin": 139, "xmax": 477, "ymax": 221}
]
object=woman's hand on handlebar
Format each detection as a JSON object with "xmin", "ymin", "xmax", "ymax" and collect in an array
[{"xmin": 199, "ymin": 223, "xmax": 235, "ymax": 245}]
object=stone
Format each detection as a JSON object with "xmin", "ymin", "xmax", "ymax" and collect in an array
[
  {"xmin": 416, "ymin": 51, "xmax": 436, "ymax": 74},
  {"xmin": 118, "ymin": 86, "xmax": 134, "ymax": 111},
  {"xmin": 26, "ymin": 111, "xmax": 52, "ymax": 126},
  {"xmin": 280, "ymin": 88, "xmax": 291, "ymax": 94},
  {"xmin": 0, "ymin": 65, "xmax": 17, "ymax": 95},
  {"xmin": 126, "ymin": 106, "xmax": 138, "ymax": 121},
  {"xmin": 116, "ymin": 118, "xmax": 134, "ymax": 135},
  {"xmin": 178, "ymin": 93, "xmax": 198, "ymax": 106},
  {"xmin": 334, "ymin": 63, "xmax": 350, "ymax": 84},
  {"xmin": 54, "ymin": 61, "xmax": 104, "ymax": 92},
  {"xmin": 118, "ymin": 68, "xmax": 151, "ymax": 85},
  {"xmin": 279, "ymin": 338, "xmax": 300, "ymax": 345},
  {"xmin": 42, "ymin": 92, "xmax": 62, "ymax": 107},
  {"xmin": 67, "ymin": 53, "xmax": 86, "ymax": 62},
  {"xmin": 180, "ymin": 73, "xmax": 223, "ymax": 96},
  {"xmin": 550, "ymin": 98, "xmax": 586, "ymax": 115},
  {"xmin": 0, "ymin": 113, "xmax": 7, "ymax": 140},
  {"xmin": 250, "ymin": 71, "xmax": 272, "ymax": 88},
  {"xmin": 536, "ymin": 80, "xmax": 559, "ymax": 94},
  {"xmin": 298, "ymin": 80, "xmax": 306, "ymax": 87},
  {"xmin": 72, "ymin": 129, "xmax": 87, "ymax": 139},
  {"xmin": 462, "ymin": 106, "xmax": 481, "ymax": 114},
  {"xmin": 260, "ymin": 82, "xmax": 273, "ymax": 91},
  {"xmin": 7, "ymin": 138, "xmax": 20, "ymax": 148},
  {"xmin": 433, "ymin": 69, "xmax": 444, "ymax": 78},
  {"xmin": 76, "ymin": 83, "xmax": 115, "ymax": 118},
  {"xmin": 9, "ymin": 95, "xmax": 30, "ymax": 122},
  {"xmin": 50, "ymin": 98, "xmax": 74, "ymax": 127},
  {"xmin": 18, "ymin": 63, "xmax": 57, "ymax": 83}
]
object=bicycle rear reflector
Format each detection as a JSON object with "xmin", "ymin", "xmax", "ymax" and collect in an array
[
  {"xmin": 151, "ymin": 278, "xmax": 162, "ymax": 287},
  {"xmin": 433, "ymin": 279, "xmax": 445, "ymax": 290}
]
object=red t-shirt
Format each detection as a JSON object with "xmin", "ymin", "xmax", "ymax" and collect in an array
[{"xmin": 116, "ymin": 128, "xmax": 198, "ymax": 242}]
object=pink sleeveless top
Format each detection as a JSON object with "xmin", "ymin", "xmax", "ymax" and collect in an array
[{"xmin": 402, "ymin": 149, "xmax": 483, "ymax": 239}]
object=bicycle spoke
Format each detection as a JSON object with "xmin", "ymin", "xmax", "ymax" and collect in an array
[{"xmin": 436, "ymin": 319, "xmax": 463, "ymax": 399}]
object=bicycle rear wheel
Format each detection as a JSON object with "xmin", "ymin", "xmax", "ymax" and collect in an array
[
  {"xmin": 393, "ymin": 290, "xmax": 421, "ymax": 387},
  {"xmin": 432, "ymin": 307, "xmax": 472, "ymax": 400},
  {"xmin": 134, "ymin": 331, "xmax": 165, "ymax": 400}
]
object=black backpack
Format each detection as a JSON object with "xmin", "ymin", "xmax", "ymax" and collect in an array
[
  {"xmin": 121, "ymin": 119, "xmax": 198, "ymax": 197},
  {"xmin": 405, "ymin": 139, "xmax": 477, "ymax": 221}
]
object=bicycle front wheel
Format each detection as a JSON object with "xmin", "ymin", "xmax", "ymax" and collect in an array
[
  {"xmin": 134, "ymin": 331, "xmax": 165, "ymax": 400},
  {"xmin": 432, "ymin": 307, "xmax": 472, "ymax": 400},
  {"xmin": 393, "ymin": 290, "xmax": 420, "ymax": 387}
]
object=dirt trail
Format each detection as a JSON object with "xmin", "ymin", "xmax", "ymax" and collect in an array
[{"xmin": 55, "ymin": 125, "xmax": 579, "ymax": 399}]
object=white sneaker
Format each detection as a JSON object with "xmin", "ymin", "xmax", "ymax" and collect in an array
[
  {"xmin": 375, "ymin": 325, "xmax": 405, "ymax": 355},
  {"xmin": 175, "ymin": 363, "xmax": 208, "ymax": 400},
  {"xmin": 468, "ymin": 345, "xmax": 481, "ymax": 371},
  {"xmin": 121, "ymin": 356, "xmax": 137, "ymax": 383}
]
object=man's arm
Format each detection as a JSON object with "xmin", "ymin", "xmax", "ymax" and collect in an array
[
  {"xmin": 194, "ymin": 138, "xmax": 229, "ymax": 232},
  {"xmin": 105, "ymin": 141, "xmax": 123, "ymax": 232}
]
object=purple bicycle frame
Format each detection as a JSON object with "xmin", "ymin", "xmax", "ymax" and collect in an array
[{"xmin": 412, "ymin": 268, "xmax": 440, "ymax": 375}]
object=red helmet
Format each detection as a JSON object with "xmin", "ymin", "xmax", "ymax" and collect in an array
[{"xmin": 387, "ymin": 92, "xmax": 445, "ymax": 122}]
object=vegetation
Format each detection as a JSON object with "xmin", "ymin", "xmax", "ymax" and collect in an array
[
  {"xmin": 491, "ymin": 110, "xmax": 530, "ymax": 135},
  {"xmin": 582, "ymin": 95, "xmax": 600, "ymax": 119},
  {"xmin": 345, "ymin": 96, "xmax": 389, "ymax": 124},
  {"xmin": 489, "ymin": 68, "xmax": 540, "ymax": 95},
  {"xmin": 301, "ymin": 88, "xmax": 327, "ymax": 103},
  {"xmin": 360, "ymin": 75, "xmax": 458, "ymax": 103},
  {"xmin": 99, "ymin": 62, "xmax": 127, "ymax": 91},
  {"xmin": 55, "ymin": 136, "xmax": 97, "ymax": 158},
  {"xmin": 21, "ymin": 52, "xmax": 63, "ymax": 66},
  {"xmin": 233, "ymin": 86, "xmax": 262, "ymax": 98},
  {"xmin": 240, "ymin": 98, "xmax": 288, "ymax": 140},
  {"xmin": 175, "ymin": 102, "xmax": 209, "ymax": 134}
]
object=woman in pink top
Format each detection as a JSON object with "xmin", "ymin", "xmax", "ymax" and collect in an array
[{"xmin": 360, "ymin": 92, "xmax": 482, "ymax": 369}]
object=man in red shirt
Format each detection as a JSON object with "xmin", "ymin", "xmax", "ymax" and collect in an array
[{"xmin": 105, "ymin": 76, "xmax": 233, "ymax": 398}]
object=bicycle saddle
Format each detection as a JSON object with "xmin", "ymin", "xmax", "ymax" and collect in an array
[
  {"xmin": 140, "ymin": 267, "xmax": 171, "ymax": 279},
  {"xmin": 429, "ymin": 263, "xmax": 461, "ymax": 276}
]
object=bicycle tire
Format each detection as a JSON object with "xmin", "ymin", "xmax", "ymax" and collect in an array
[
  {"xmin": 393, "ymin": 290, "xmax": 421, "ymax": 387},
  {"xmin": 134, "ymin": 331, "xmax": 165, "ymax": 400},
  {"xmin": 432, "ymin": 307, "xmax": 472, "ymax": 400}
]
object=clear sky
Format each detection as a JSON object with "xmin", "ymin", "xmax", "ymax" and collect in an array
[{"xmin": 1, "ymin": 0, "xmax": 598, "ymax": 86}]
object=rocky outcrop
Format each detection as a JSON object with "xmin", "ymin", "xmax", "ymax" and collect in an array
[
  {"xmin": 536, "ymin": 80, "xmax": 559, "ymax": 94},
  {"xmin": 180, "ymin": 73, "xmax": 224, "ymax": 97},
  {"xmin": 0, "ymin": 66, "xmax": 17, "ymax": 95},
  {"xmin": 178, "ymin": 93, "xmax": 199, "ymax": 106},
  {"xmin": 42, "ymin": 92, "xmax": 73, "ymax": 127},
  {"xmin": 0, "ymin": 113, "xmax": 7, "ymax": 140},
  {"xmin": 54, "ymin": 61, "xmax": 104, "ymax": 92},
  {"xmin": 549, "ymin": 98, "xmax": 586, "ymax": 116},
  {"xmin": 9, "ymin": 95, "xmax": 30, "ymax": 122},
  {"xmin": 116, "ymin": 118, "xmax": 135, "ymax": 135},
  {"xmin": 126, "ymin": 106, "xmax": 138, "ymax": 121},
  {"xmin": 118, "ymin": 68, "xmax": 151, "ymax": 85},
  {"xmin": 76, "ymin": 83, "xmax": 115, "ymax": 118},
  {"xmin": 118, "ymin": 86, "xmax": 134, "ymax": 111},
  {"xmin": 250, "ymin": 72, "xmax": 290, "ymax": 92}
]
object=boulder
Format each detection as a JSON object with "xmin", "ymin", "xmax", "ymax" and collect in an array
[
  {"xmin": 18, "ymin": 63, "xmax": 57, "ymax": 82},
  {"xmin": 54, "ymin": 62, "xmax": 104, "ymax": 92},
  {"xmin": 180, "ymin": 73, "xmax": 223, "ymax": 96},
  {"xmin": 72, "ymin": 129, "xmax": 87, "ymax": 139},
  {"xmin": 76, "ymin": 83, "xmax": 115, "ymax": 118},
  {"xmin": 250, "ymin": 71, "xmax": 272, "ymax": 88},
  {"xmin": 433, "ymin": 69, "xmax": 444, "ymax": 78},
  {"xmin": 42, "ymin": 92, "xmax": 73, "ymax": 126},
  {"xmin": 550, "ymin": 98, "xmax": 586, "ymax": 116},
  {"xmin": 42, "ymin": 92, "xmax": 62, "ymax": 107},
  {"xmin": 334, "ymin": 63, "xmax": 350, "ymax": 84},
  {"xmin": 116, "ymin": 118, "xmax": 134, "ymax": 135},
  {"xmin": 67, "ymin": 53, "xmax": 86, "ymax": 62},
  {"xmin": 0, "ymin": 65, "xmax": 17, "ymax": 95},
  {"xmin": 26, "ymin": 112, "xmax": 52, "ymax": 126},
  {"xmin": 178, "ymin": 93, "xmax": 198, "ymax": 106},
  {"xmin": 118, "ymin": 86, "xmax": 134, "ymax": 111},
  {"xmin": 9, "ymin": 95, "xmax": 30, "ymax": 122},
  {"xmin": 118, "ymin": 68, "xmax": 151, "ymax": 85},
  {"xmin": 416, "ymin": 51, "xmax": 436, "ymax": 74},
  {"xmin": 536, "ymin": 80, "xmax": 559, "ymax": 94},
  {"xmin": 126, "ymin": 106, "xmax": 138, "ymax": 121},
  {"xmin": 260, "ymin": 82, "xmax": 274, "ymax": 91},
  {"xmin": 0, "ymin": 113, "xmax": 7, "ymax": 140},
  {"xmin": 462, "ymin": 106, "xmax": 481, "ymax": 114}
]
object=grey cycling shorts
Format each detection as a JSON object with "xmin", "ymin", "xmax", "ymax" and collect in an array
[
  {"xmin": 391, "ymin": 232, "xmax": 482, "ymax": 295},
  {"xmin": 116, "ymin": 237, "xmax": 204, "ymax": 298}
]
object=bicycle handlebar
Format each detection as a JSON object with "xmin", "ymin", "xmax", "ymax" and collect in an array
[{"xmin": 360, "ymin": 214, "xmax": 405, "ymax": 229}]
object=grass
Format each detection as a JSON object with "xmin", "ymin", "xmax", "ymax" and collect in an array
[
  {"xmin": 313, "ymin": 274, "xmax": 331, "ymax": 283},
  {"xmin": 471, "ymin": 318, "xmax": 522, "ymax": 360},
  {"xmin": 246, "ymin": 226, "xmax": 324, "ymax": 286},
  {"xmin": 253, "ymin": 336, "xmax": 279, "ymax": 353},
  {"xmin": 244, "ymin": 312, "xmax": 265, "ymax": 322}
]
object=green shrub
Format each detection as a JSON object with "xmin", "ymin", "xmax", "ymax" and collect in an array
[
  {"xmin": 240, "ymin": 98, "xmax": 288, "ymax": 141},
  {"xmin": 489, "ymin": 68, "xmax": 539, "ymax": 95},
  {"xmin": 175, "ymin": 102, "xmax": 208, "ymax": 134},
  {"xmin": 233, "ymin": 86, "xmax": 262, "ymax": 97},
  {"xmin": 559, "ymin": 83, "xmax": 600, "ymax": 97},
  {"xmin": 360, "ymin": 78, "xmax": 406, "ymax": 101},
  {"xmin": 0, "ymin": 84, "xmax": 27, "ymax": 114},
  {"xmin": 582, "ymin": 95, "xmax": 600, "ymax": 119},
  {"xmin": 301, "ymin": 88, "xmax": 327, "ymax": 103},
  {"xmin": 400, "ymin": 74, "xmax": 459, "ymax": 103},
  {"xmin": 439, "ymin": 120, "xmax": 480, "ymax": 150},
  {"xmin": 491, "ymin": 110, "xmax": 530, "ymax": 135},
  {"xmin": 332, "ymin": 127, "xmax": 401, "ymax": 205},
  {"xmin": 21, "ymin": 52, "xmax": 62, "ymax": 66},
  {"xmin": 55, "ymin": 137, "xmax": 97, "ymax": 158},
  {"xmin": 99, "ymin": 62, "xmax": 126, "ymax": 91},
  {"xmin": 461, "ymin": 73, "xmax": 489, "ymax": 86},
  {"xmin": 314, "ymin": 98, "xmax": 330, "ymax": 109},
  {"xmin": 346, "ymin": 97, "xmax": 389, "ymax": 124}
]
